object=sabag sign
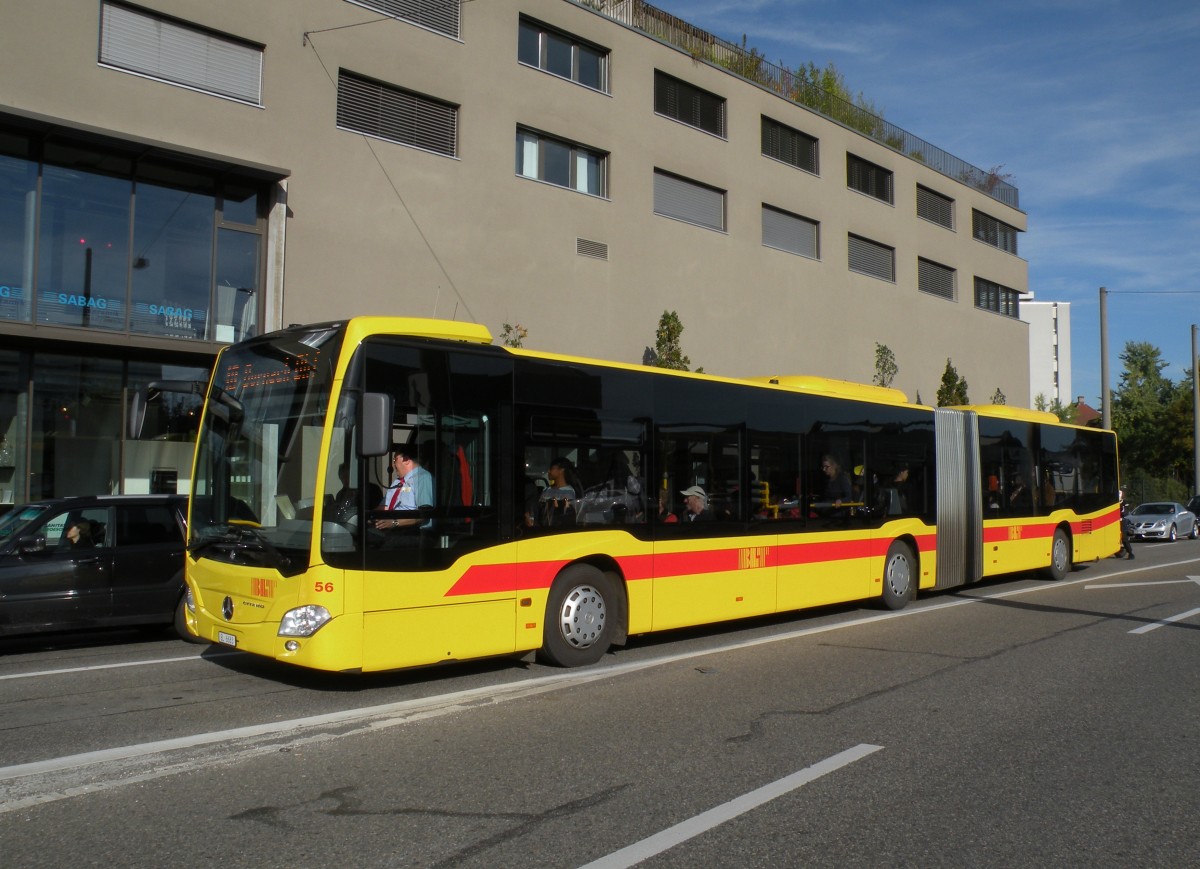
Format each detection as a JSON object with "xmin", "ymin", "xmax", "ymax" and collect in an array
[
  {"xmin": 57, "ymin": 292, "xmax": 110, "ymax": 309},
  {"xmin": 149, "ymin": 304, "xmax": 194, "ymax": 320}
]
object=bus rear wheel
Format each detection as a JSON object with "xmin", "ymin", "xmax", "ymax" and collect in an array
[
  {"xmin": 880, "ymin": 541, "xmax": 915, "ymax": 610},
  {"xmin": 539, "ymin": 564, "xmax": 616, "ymax": 667},
  {"xmin": 1045, "ymin": 528, "xmax": 1072, "ymax": 580}
]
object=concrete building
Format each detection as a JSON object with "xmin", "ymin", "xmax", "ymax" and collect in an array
[
  {"xmin": 1020, "ymin": 297, "xmax": 1072, "ymax": 408},
  {"xmin": 0, "ymin": 0, "xmax": 1030, "ymax": 504}
]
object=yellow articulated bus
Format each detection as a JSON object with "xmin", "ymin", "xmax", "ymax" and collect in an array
[{"xmin": 174, "ymin": 317, "xmax": 1120, "ymax": 673}]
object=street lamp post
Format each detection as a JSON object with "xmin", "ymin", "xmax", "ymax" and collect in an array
[
  {"xmin": 1193, "ymin": 324, "xmax": 1198, "ymax": 496},
  {"xmin": 1100, "ymin": 287, "xmax": 1110, "ymax": 430}
]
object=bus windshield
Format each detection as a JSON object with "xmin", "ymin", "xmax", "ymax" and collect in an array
[{"xmin": 190, "ymin": 324, "xmax": 345, "ymax": 575}]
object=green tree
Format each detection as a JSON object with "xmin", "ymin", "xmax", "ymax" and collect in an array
[
  {"xmin": 789, "ymin": 61, "xmax": 886, "ymax": 137},
  {"xmin": 1161, "ymin": 376, "xmax": 1195, "ymax": 485},
  {"xmin": 498, "ymin": 322, "xmax": 527, "ymax": 348},
  {"xmin": 1111, "ymin": 341, "xmax": 1174, "ymax": 479},
  {"xmin": 990, "ymin": 387, "xmax": 1006, "ymax": 405},
  {"xmin": 873, "ymin": 342, "xmax": 897, "ymax": 388},
  {"xmin": 1035, "ymin": 393, "xmax": 1075, "ymax": 423},
  {"xmin": 936, "ymin": 359, "xmax": 969, "ymax": 406},
  {"xmin": 649, "ymin": 310, "xmax": 693, "ymax": 371}
]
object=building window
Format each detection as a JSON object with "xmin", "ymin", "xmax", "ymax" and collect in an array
[
  {"xmin": 762, "ymin": 205, "xmax": 818, "ymax": 259},
  {"xmin": 848, "ymin": 233, "xmax": 895, "ymax": 281},
  {"xmin": 918, "ymin": 257, "xmax": 956, "ymax": 300},
  {"xmin": 99, "ymin": 1, "xmax": 263, "ymax": 104},
  {"xmin": 346, "ymin": 0, "xmax": 459, "ymax": 39},
  {"xmin": 761, "ymin": 117, "xmax": 818, "ymax": 174},
  {"xmin": 518, "ymin": 18, "xmax": 608, "ymax": 91},
  {"xmin": 654, "ymin": 71, "xmax": 726, "ymax": 137},
  {"xmin": 847, "ymin": 154, "xmax": 893, "ymax": 204},
  {"xmin": 972, "ymin": 210, "xmax": 1019, "ymax": 254},
  {"xmin": 516, "ymin": 128, "xmax": 606, "ymax": 196},
  {"xmin": 975, "ymin": 277, "xmax": 1021, "ymax": 317},
  {"xmin": 654, "ymin": 170, "xmax": 725, "ymax": 232},
  {"xmin": 916, "ymin": 185, "xmax": 954, "ymax": 229},
  {"xmin": 337, "ymin": 70, "xmax": 458, "ymax": 157},
  {"xmin": 0, "ymin": 127, "xmax": 265, "ymax": 342}
]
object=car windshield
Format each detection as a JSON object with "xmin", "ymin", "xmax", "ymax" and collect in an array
[
  {"xmin": 190, "ymin": 324, "xmax": 345, "ymax": 576},
  {"xmin": 1132, "ymin": 503, "xmax": 1172, "ymax": 515},
  {"xmin": 0, "ymin": 505, "xmax": 49, "ymax": 543}
]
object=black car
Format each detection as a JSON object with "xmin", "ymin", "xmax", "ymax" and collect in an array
[
  {"xmin": 1187, "ymin": 495, "xmax": 1200, "ymax": 519},
  {"xmin": 0, "ymin": 494, "xmax": 196, "ymax": 641}
]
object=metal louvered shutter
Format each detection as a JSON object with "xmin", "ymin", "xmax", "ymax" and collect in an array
[
  {"xmin": 847, "ymin": 154, "xmax": 893, "ymax": 203},
  {"xmin": 654, "ymin": 72, "xmax": 725, "ymax": 137},
  {"xmin": 848, "ymin": 234, "xmax": 894, "ymax": 281},
  {"xmin": 337, "ymin": 71, "xmax": 457, "ymax": 157},
  {"xmin": 916, "ymin": 185, "xmax": 954, "ymax": 228},
  {"xmin": 654, "ymin": 171, "xmax": 725, "ymax": 231},
  {"xmin": 918, "ymin": 258, "xmax": 956, "ymax": 300},
  {"xmin": 761, "ymin": 117, "xmax": 818, "ymax": 173},
  {"xmin": 762, "ymin": 206, "xmax": 818, "ymax": 258},
  {"xmin": 99, "ymin": 2, "xmax": 262, "ymax": 104},
  {"xmin": 347, "ymin": 0, "xmax": 460, "ymax": 39}
]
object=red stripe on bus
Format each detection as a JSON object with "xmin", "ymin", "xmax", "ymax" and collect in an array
[{"xmin": 444, "ymin": 531, "xmax": 940, "ymax": 598}]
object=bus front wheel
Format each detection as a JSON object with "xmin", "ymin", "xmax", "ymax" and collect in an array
[
  {"xmin": 1045, "ymin": 528, "xmax": 1072, "ymax": 580},
  {"xmin": 880, "ymin": 541, "xmax": 915, "ymax": 610},
  {"xmin": 539, "ymin": 564, "xmax": 616, "ymax": 667}
]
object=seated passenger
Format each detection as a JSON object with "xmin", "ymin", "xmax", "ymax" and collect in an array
[
  {"xmin": 526, "ymin": 457, "xmax": 582, "ymax": 528},
  {"xmin": 812, "ymin": 454, "xmax": 852, "ymax": 518},
  {"xmin": 679, "ymin": 485, "xmax": 712, "ymax": 522}
]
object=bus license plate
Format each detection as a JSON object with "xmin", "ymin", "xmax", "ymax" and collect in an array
[{"xmin": 218, "ymin": 631, "xmax": 237, "ymax": 647}]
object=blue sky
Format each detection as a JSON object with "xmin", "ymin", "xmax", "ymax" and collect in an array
[{"xmin": 654, "ymin": 0, "xmax": 1200, "ymax": 406}]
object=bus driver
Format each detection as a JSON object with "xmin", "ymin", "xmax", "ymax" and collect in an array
[{"xmin": 375, "ymin": 446, "xmax": 434, "ymax": 532}]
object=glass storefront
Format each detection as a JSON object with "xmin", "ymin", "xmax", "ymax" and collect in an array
[
  {"xmin": 0, "ymin": 346, "xmax": 209, "ymax": 505},
  {"xmin": 0, "ymin": 119, "xmax": 277, "ymax": 507},
  {"xmin": 0, "ymin": 126, "xmax": 265, "ymax": 342}
]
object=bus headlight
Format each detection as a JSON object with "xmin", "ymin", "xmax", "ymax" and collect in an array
[
  {"xmin": 278, "ymin": 605, "xmax": 332, "ymax": 637},
  {"xmin": 185, "ymin": 586, "xmax": 196, "ymax": 614}
]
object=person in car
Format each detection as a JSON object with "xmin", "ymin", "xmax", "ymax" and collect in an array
[{"xmin": 65, "ymin": 520, "xmax": 93, "ymax": 548}]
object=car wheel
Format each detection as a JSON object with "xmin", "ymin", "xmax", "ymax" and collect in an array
[
  {"xmin": 1190, "ymin": 523, "xmax": 1198, "ymax": 540},
  {"xmin": 879, "ymin": 540, "xmax": 916, "ymax": 610},
  {"xmin": 1169, "ymin": 524, "xmax": 1177, "ymax": 542},
  {"xmin": 1044, "ymin": 528, "xmax": 1071, "ymax": 580},
  {"xmin": 538, "ymin": 564, "xmax": 618, "ymax": 667}
]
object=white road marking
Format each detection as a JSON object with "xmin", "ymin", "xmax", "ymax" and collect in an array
[
  {"xmin": 4, "ymin": 556, "xmax": 1198, "ymax": 811},
  {"xmin": 577, "ymin": 744, "xmax": 884, "ymax": 869},
  {"xmin": 1128, "ymin": 607, "xmax": 1200, "ymax": 635},
  {"xmin": 0, "ymin": 651, "xmax": 235, "ymax": 681},
  {"xmin": 1084, "ymin": 574, "xmax": 1200, "ymax": 634}
]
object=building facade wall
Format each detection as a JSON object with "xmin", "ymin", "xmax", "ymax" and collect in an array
[
  {"xmin": 0, "ymin": 0, "xmax": 1032, "ymax": 503},
  {"xmin": 1021, "ymin": 300, "xmax": 1072, "ymax": 406}
]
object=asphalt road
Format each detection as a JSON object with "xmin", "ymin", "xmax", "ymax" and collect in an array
[{"xmin": 2, "ymin": 539, "xmax": 1199, "ymax": 868}]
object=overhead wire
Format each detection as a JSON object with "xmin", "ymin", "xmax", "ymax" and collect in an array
[{"xmin": 302, "ymin": 13, "xmax": 477, "ymax": 324}]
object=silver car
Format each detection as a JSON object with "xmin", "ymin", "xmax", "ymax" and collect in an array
[{"xmin": 1126, "ymin": 502, "xmax": 1198, "ymax": 542}]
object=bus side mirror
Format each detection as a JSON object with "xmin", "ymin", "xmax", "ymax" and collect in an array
[
  {"xmin": 129, "ymin": 380, "xmax": 206, "ymax": 439},
  {"xmin": 361, "ymin": 392, "xmax": 393, "ymax": 457}
]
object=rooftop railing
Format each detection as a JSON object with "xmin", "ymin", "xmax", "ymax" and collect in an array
[{"xmin": 576, "ymin": 0, "xmax": 1019, "ymax": 209}]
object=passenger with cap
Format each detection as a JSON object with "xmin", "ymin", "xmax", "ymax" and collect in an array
[{"xmin": 679, "ymin": 485, "xmax": 712, "ymax": 522}]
